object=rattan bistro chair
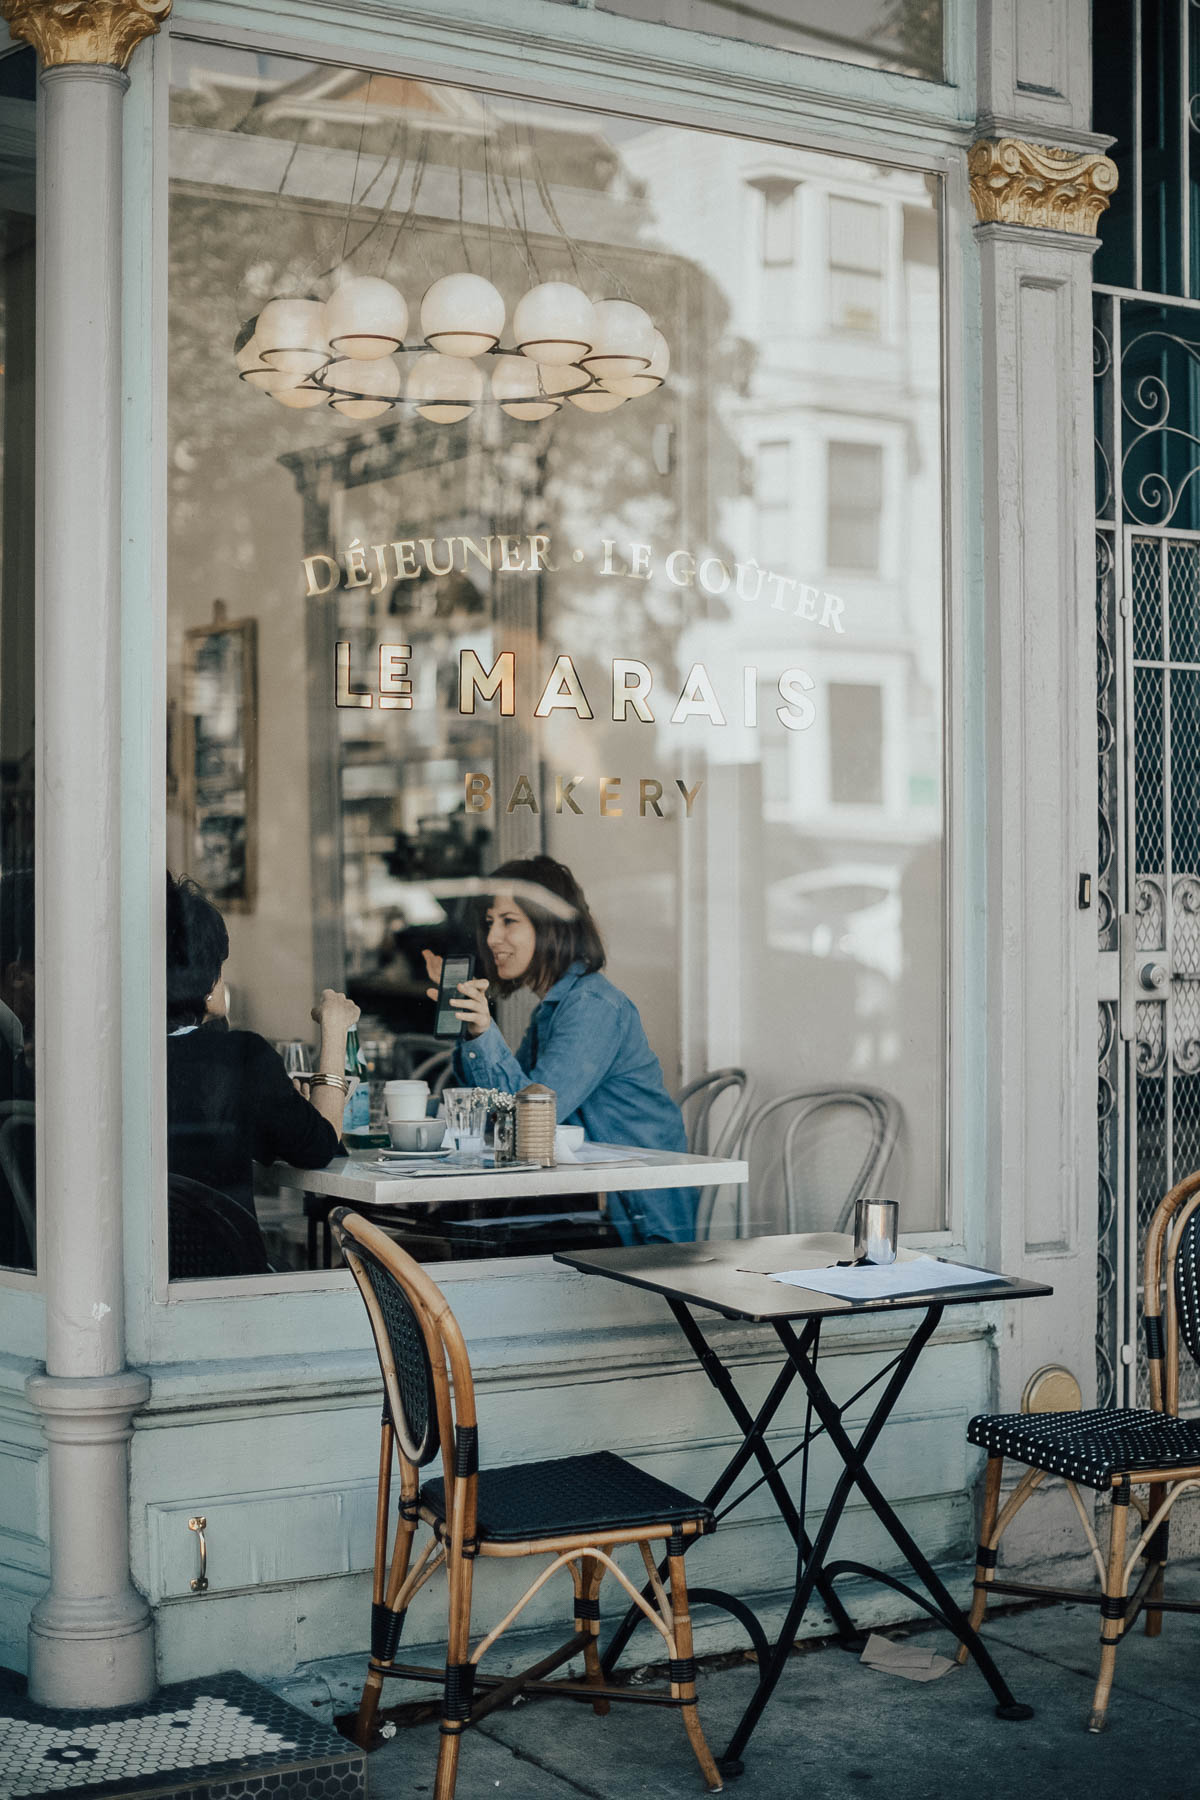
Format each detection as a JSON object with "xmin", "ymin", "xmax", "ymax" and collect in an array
[
  {"xmin": 331, "ymin": 1208, "xmax": 723, "ymax": 1798},
  {"xmin": 963, "ymin": 1169, "xmax": 1200, "ymax": 1731}
]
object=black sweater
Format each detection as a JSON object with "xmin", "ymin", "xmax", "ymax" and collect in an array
[{"xmin": 167, "ymin": 1026, "xmax": 340, "ymax": 1219}]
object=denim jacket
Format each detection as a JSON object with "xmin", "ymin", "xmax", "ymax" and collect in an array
[{"xmin": 454, "ymin": 961, "xmax": 696, "ymax": 1243}]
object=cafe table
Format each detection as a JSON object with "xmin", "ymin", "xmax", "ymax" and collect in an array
[
  {"xmin": 554, "ymin": 1232, "xmax": 1053, "ymax": 1776},
  {"xmin": 269, "ymin": 1143, "xmax": 749, "ymax": 1265}
]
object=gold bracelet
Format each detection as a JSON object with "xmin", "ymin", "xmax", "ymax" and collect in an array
[{"xmin": 307, "ymin": 1072, "xmax": 349, "ymax": 1094}]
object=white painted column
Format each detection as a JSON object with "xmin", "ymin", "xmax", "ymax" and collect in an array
[
  {"xmin": 976, "ymin": 219, "xmax": 1101, "ymax": 1408},
  {"xmin": 25, "ymin": 59, "xmax": 153, "ymax": 1707},
  {"xmin": 972, "ymin": 0, "xmax": 1116, "ymax": 1420}
]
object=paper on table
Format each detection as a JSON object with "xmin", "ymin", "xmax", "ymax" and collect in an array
[
  {"xmin": 567, "ymin": 1144, "xmax": 653, "ymax": 1166},
  {"xmin": 766, "ymin": 1255, "xmax": 1005, "ymax": 1301},
  {"xmin": 358, "ymin": 1157, "xmax": 540, "ymax": 1179}
]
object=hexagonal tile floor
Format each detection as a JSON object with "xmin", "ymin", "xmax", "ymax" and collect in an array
[{"xmin": 0, "ymin": 1670, "xmax": 365, "ymax": 1798}]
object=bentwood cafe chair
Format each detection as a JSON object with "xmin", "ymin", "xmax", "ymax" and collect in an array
[
  {"xmin": 331, "ymin": 1208, "xmax": 723, "ymax": 1798},
  {"xmin": 964, "ymin": 1170, "xmax": 1200, "ymax": 1730}
]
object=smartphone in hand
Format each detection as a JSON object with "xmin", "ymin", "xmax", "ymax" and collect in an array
[{"xmin": 434, "ymin": 952, "xmax": 477, "ymax": 1039}]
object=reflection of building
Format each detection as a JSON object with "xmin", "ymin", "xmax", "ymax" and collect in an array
[
  {"xmin": 620, "ymin": 130, "xmax": 943, "ymax": 1210},
  {"xmin": 0, "ymin": 0, "xmax": 1119, "ymax": 1751}
]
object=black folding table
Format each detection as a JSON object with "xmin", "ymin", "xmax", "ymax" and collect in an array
[{"xmin": 555, "ymin": 1234, "xmax": 1052, "ymax": 1776}]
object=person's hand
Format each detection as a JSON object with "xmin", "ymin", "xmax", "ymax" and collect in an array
[
  {"xmin": 447, "ymin": 976, "xmax": 491, "ymax": 1038},
  {"xmin": 421, "ymin": 948, "xmax": 443, "ymax": 998},
  {"xmin": 311, "ymin": 988, "xmax": 360, "ymax": 1032}
]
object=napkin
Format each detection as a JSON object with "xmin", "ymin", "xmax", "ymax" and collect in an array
[{"xmin": 859, "ymin": 1632, "xmax": 956, "ymax": 1683}]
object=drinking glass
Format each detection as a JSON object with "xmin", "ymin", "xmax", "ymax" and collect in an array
[
  {"xmin": 280, "ymin": 1040, "xmax": 313, "ymax": 1080},
  {"xmin": 443, "ymin": 1088, "xmax": 487, "ymax": 1160},
  {"xmin": 853, "ymin": 1197, "xmax": 899, "ymax": 1265}
]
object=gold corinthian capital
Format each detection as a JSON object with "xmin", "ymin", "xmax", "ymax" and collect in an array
[
  {"xmin": 968, "ymin": 138, "xmax": 1118, "ymax": 236},
  {"xmin": 0, "ymin": 0, "xmax": 171, "ymax": 69}
]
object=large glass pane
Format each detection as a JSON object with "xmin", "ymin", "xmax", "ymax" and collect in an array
[
  {"xmin": 0, "ymin": 48, "xmax": 36, "ymax": 1275},
  {"xmin": 553, "ymin": 0, "xmax": 944, "ymax": 81},
  {"xmin": 166, "ymin": 42, "xmax": 945, "ymax": 1275}
]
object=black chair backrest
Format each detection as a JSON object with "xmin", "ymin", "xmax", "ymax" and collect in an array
[
  {"xmin": 331, "ymin": 1207, "xmax": 440, "ymax": 1466},
  {"xmin": 168, "ymin": 1173, "xmax": 271, "ymax": 1280},
  {"xmin": 1175, "ymin": 1203, "xmax": 1200, "ymax": 1368}
]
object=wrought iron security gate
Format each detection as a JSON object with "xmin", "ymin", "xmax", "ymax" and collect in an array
[{"xmin": 1095, "ymin": 293, "xmax": 1200, "ymax": 1410}]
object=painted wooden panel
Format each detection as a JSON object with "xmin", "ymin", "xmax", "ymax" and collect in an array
[
  {"xmin": 147, "ymin": 1482, "xmax": 378, "ymax": 1602},
  {"xmin": 0, "ymin": 1437, "xmax": 47, "ymax": 1573}
]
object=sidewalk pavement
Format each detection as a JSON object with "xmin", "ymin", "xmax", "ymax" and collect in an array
[{"xmin": 364, "ymin": 1593, "xmax": 1200, "ymax": 1800}]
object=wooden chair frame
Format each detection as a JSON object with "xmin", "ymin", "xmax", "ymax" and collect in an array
[
  {"xmin": 961, "ymin": 1169, "xmax": 1200, "ymax": 1730},
  {"xmin": 332, "ymin": 1209, "xmax": 723, "ymax": 1798}
]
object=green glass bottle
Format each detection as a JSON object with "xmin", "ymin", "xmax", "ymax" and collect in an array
[{"xmin": 343, "ymin": 1026, "xmax": 370, "ymax": 1132}]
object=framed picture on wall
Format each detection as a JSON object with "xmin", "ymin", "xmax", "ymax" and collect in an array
[{"xmin": 181, "ymin": 606, "xmax": 257, "ymax": 913}]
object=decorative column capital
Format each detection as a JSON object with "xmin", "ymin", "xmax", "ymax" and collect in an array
[
  {"xmin": 0, "ymin": 0, "xmax": 171, "ymax": 70},
  {"xmin": 968, "ymin": 138, "xmax": 1118, "ymax": 236}
]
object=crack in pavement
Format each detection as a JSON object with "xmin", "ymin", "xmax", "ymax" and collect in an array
[{"xmin": 474, "ymin": 1721, "xmax": 611, "ymax": 1799}]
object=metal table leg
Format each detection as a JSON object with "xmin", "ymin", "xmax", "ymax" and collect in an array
[
  {"xmin": 718, "ymin": 1308, "xmax": 1032, "ymax": 1772},
  {"xmin": 601, "ymin": 1301, "xmax": 857, "ymax": 1679}
]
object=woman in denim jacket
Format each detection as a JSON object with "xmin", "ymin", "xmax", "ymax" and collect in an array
[{"xmin": 423, "ymin": 856, "xmax": 695, "ymax": 1243}]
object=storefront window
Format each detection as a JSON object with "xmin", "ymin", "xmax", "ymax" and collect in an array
[
  {"xmin": 551, "ymin": 0, "xmax": 944, "ymax": 81},
  {"xmin": 166, "ymin": 41, "xmax": 945, "ymax": 1277},
  {"xmin": 0, "ymin": 47, "xmax": 36, "ymax": 1275}
]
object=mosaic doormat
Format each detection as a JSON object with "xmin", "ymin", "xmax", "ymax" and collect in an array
[{"xmin": 0, "ymin": 1670, "xmax": 365, "ymax": 1799}]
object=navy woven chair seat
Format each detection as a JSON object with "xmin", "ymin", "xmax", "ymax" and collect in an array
[
  {"xmin": 422, "ymin": 1450, "xmax": 713, "ymax": 1543},
  {"xmin": 967, "ymin": 1408, "xmax": 1200, "ymax": 1489}
]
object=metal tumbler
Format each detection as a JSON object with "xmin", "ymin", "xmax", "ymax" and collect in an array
[{"xmin": 853, "ymin": 1197, "xmax": 899, "ymax": 1265}]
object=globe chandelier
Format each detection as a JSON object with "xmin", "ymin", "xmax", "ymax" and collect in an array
[{"xmin": 232, "ymin": 93, "xmax": 669, "ymax": 426}]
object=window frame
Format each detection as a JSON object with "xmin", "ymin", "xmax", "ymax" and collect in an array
[{"xmin": 116, "ymin": 2, "xmax": 971, "ymax": 1359}]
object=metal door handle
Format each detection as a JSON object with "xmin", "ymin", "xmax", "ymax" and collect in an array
[
  {"xmin": 188, "ymin": 1515, "xmax": 208, "ymax": 1593},
  {"xmin": 1119, "ymin": 914, "xmax": 1136, "ymax": 1040}
]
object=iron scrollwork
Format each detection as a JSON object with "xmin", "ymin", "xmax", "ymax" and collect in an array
[{"xmin": 1120, "ymin": 327, "xmax": 1200, "ymax": 528}]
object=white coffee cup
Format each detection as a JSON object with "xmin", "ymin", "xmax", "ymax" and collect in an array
[{"xmin": 383, "ymin": 1079, "xmax": 430, "ymax": 1121}]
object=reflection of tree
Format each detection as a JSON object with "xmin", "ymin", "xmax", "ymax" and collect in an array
[
  {"xmin": 168, "ymin": 66, "xmax": 748, "ymax": 698},
  {"xmin": 880, "ymin": 0, "xmax": 943, "ymax": 80}
]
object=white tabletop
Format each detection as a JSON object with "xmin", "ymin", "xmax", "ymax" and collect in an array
[{"xmin": 270, "ymin": 1144, "xmax": 749, "ymax": 1208}]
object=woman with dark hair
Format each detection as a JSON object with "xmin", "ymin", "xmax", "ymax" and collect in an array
[
  {"xmin": 167, "ymin": 873, "xmax": 357, "ymax": 1221},
  {"xmin": 422, "ymin": 856, "xmax": 695, "ymax": 1244}
]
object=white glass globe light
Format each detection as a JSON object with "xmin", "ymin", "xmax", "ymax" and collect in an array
[
  {"xmin": 421, "ymin": 273, "xmax": 505, "ymax": 358},
  {"xmin": 407, "ymin": 352, "xmax": 484, "ymax": 423},
  {"xmin": 568, "ymin": 386, "xmax": 627, "ymax": 414},
  {"xmin": 272, "ymin": 376, "xmax": 329, "ymax": 411},
  {"xmin": 322, "ymin": 356, "xmax": 402, "ymax": 420},
  {"xmin": 490, "ymin": 355, "xmax": 560, "ymax": 421},
  {"xmin": 513, "ymin": 282, "xmax": 596, "ymax": 365},
  {"xmin": 256, "ymin": 297, "xmax": 329, "ymax": 375},
  {"xmin": 605, "ymin": 330, "xmax": 670, "ymax": 398},
  {"xmin": 579, "ymin": 299, "xmax": 656, "ymax": 379},
  {"xmin": 322, "ymin": 277, "xmax": 409, "ymax": 360},
  {"xmin": 537, "ymin": 362, "xmax": 591, "ymax": 397},
  {"xmin": 236, "ymin": 333, "xmax": 287, "ymax": 392}
]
